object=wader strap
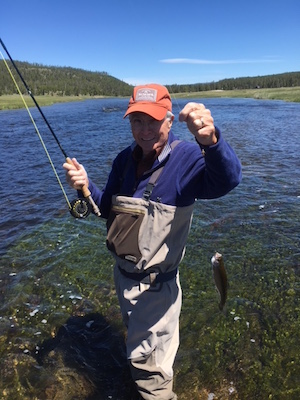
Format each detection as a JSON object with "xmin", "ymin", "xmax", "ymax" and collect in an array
[
  {"xmin": 118, "ymin": 266, "xmax": 178, "ymax": 285},
  {"xmin": 143, "ymin": 140, "xmax": 181, "ymax": 201}
]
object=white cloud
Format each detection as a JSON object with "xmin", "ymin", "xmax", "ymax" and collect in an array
[{"xmin": 160, "ymin": 58, "xmax": 280, "ymax": 65}]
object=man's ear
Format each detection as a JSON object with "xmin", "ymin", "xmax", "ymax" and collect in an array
[{"xmin": 168, "ymin": 115, "xmax": 174, "ymax": 127}]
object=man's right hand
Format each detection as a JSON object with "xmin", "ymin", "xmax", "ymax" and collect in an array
[{"xmin": 63, "ymin": 158, "xmax": 89, "ymax": 190}]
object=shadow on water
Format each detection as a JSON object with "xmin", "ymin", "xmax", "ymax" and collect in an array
[{"xmin": 34, "ymin": 313, "xmax": 141, "ymax": 400}]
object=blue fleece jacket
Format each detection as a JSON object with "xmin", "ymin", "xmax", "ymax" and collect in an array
[{"xmin": 87, "ymin": 129, "xmax": 242, "ymax": 219}]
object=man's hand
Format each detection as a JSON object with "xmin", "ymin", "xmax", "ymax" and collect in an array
[
  {"xmin": 179, "ymin": 102, "xmax": 218, "ymax": 146},
  {"xmin": 63, "ymin": 158, "xmax": 89, "ymax": 190}
]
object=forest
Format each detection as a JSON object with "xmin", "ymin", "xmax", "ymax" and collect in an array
[
  {"xmin": 0, "ymin": 61, "xmax": 132, "ymax": 97},
  {"xmin": 168, "ymin": 71, "xmax": 300, "ymax": 93},
  {"xmin": 0, "ymin": 60, "xmax": 300, "ymax": 97}
]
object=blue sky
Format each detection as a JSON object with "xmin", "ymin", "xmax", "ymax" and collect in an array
[{"xmin": 1, "ymin": 0, "xmax": 299, "ymax": 85}]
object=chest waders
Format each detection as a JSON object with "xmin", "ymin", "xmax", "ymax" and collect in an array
[
  {"xmin": 106, "ymin": 140, "xmax": 194, "ymax": 279},
  {"xmin": 107, "ymin": 141, "xmax": 193, "ymax": 399}
]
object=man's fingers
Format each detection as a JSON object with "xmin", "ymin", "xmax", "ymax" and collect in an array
[{"xmin": 179, "ymin": 102, "xmax": 205, "ymax": 122}]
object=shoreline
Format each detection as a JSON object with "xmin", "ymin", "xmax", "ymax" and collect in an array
[
  {"xmin": 1, "ymin": 87, "xmax": 300, "ymax": 110},
  {"xmin": 0, "ymin": 94, "xmax": 109, "ymax": 111},
  {"xmin": 172, "ymin": 86, "xmax": 300, "ymax": 102}
]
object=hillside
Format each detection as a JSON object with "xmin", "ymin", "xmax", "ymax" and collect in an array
[
  {"xmin": 0, "ymin": 61, "xmax": 133, "ymax": 97},
  {"xmin": 0, "ymin": 60, "xmax": 300, "ymax": 97},
  {"xmin": 167, "ymin": 71, "xmax": 300, "ymax": 93}
]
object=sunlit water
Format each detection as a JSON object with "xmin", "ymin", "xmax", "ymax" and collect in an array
[{"xmin": 0, "ymin": 98, "xmax": 299, "ymax": 399}]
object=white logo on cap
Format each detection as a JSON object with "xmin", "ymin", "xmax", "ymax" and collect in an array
[{"xmin": 135, "ymin": 88, "xmax": 157, "ymax": 102}]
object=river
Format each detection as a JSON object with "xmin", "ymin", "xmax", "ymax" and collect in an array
[{"xmin": 0, "ymin": 98, "xmax": 299, "ymax": 399}]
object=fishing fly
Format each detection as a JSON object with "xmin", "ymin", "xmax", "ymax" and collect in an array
[{"xmin": 0, "ymin": 38, "xmax": 100, "ymax": 219}]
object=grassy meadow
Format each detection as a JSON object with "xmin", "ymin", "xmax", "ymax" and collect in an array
[
  {"xmin": 0, "ymin": 94, "xmax": 94, "ymax": 110},
  {"xmin": 1, "ymin": 87, "xmax": 300, "ymax": 110},
  {"xmin": 174, "ymin": 86, "xmax": 300, "ymax": 102}
]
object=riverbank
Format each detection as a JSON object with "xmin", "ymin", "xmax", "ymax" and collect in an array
[
  {"xmin": 1, "ymin": 86, "xmax": 300, "ymax": 110},
  {"xmin": 173, "ymin": 86, "xmax": 300, "ymax": 102},
  {"xmin": 0, "ymin": 94, "xmax": 106, "ymax": 110}
]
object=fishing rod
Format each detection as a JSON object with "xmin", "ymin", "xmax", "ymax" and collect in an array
[{"xmin": 0, "ymin": 38, "xmax": 100, "ymax": 219}]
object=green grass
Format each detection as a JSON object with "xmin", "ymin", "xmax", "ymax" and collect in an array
[
  {"xmin": 1, "ymin": 87, "xmax": 300, "ymax": 111},
  {"xmin": 174, "ymin": 86, "xmax": 300, "ymax": 102},
  {"xmin": 0, "ymin": 94, "xmax": 92, "ymax": 110}
]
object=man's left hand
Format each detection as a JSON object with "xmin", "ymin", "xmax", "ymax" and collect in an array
[{"xmin": 179, "ymin": 102, "xmax": 218, "ymax": 146}]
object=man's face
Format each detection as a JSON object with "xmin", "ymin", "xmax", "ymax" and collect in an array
[{"xmin": 130, "ymin": 112, "xmax": 173, "ymax": 155}]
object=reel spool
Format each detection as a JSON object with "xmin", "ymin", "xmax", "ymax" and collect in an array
[{"xmin": 70, "ymin": 198, "xmax": 92, "ymax": 219}]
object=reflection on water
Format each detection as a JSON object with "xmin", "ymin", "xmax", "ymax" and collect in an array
[{"xmin": 0, "ymin": 98, "xmax": 299, "ymax": 399}]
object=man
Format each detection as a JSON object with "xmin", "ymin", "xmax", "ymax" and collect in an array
[{"xmin": 64, "ymin": 84, "xmax": 241, "ymax": 399}]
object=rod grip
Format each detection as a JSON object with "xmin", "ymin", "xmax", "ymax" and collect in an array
[{"xmin": 66, "ymin": 157, "xmax": 91, "ymax": 198}]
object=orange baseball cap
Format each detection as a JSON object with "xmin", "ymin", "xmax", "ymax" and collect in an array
[{"xmin": 124, "ymin": 84, "xmax": 172, "ymax": 120}]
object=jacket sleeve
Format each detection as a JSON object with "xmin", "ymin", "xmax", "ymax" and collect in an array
[
  {"xmin": 195, "ymin": 128, "xmax": 242, "ymax": 199},
  {"xmin": 174, "ymin": 128, "xmax": 242, "ymax": 201}
]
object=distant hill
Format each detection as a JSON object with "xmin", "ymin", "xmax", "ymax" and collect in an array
[
  {"xmin": 0, "ymin": 60, "xmax": 299, "ymax": 96},
  {"xmin": 0, "ymin": 61, "xmax": 133, "ymax": 96},
  {"xmin": 167, "ymin": 71, "xmax": 300, "ymax": 94}
]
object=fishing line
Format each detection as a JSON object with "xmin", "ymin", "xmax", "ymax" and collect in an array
[
  {"xmin": 0, "ymin": 38, "xmax": 101, "ymax": 218},
  {"xmin": 0, "ymin": 50, "xmax": 72, "ymax": 209},
  {"xmin": 168, "ymin": 85, "xmax": 182, "ymax": 117}
]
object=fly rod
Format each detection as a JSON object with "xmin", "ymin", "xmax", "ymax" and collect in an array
[{"xmin": 0, "ymin": 38, "xmax": 100, "ymax": 219}]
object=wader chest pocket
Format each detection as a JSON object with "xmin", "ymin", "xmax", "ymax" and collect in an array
[{"xmin": 106, "ymin": 206, "xmax": 145, "ymax": 263}]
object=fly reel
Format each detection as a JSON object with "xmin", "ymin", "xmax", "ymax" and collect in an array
[{"xmin": 70, "ymin": 198, "xmax": 92, "ymax": 219}]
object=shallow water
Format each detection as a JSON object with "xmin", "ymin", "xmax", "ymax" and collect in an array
[{"xmin": 0, "ymin": 98, "xmax": 299, "ymax": 399}]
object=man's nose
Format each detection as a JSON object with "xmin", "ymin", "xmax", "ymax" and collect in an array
[{"xmin": 141, "ymin": 121, "xmax": 152, "ymax": 132}]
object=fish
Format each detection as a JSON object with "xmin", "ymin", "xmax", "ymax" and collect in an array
[{"xmin": 211, "ymin": 252, "xmax": 228, "ymax": 311}]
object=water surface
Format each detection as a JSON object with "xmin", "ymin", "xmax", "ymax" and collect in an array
[{"xmin": 0, "ymin": 98, "xmax": 299, "ymax": 399}]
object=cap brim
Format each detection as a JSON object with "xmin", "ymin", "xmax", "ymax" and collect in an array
[{"xmin": 123, "ymin": 104, "xmax": 168, "ymax": 120}]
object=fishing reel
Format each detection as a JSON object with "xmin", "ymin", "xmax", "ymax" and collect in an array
[{"xmin": 69, "ymin": 198, "xmax": 92, "ymax": 219}]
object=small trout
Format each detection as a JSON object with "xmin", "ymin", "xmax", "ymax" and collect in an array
[{"xmin": 211, "ymin": 252, "xmax": 228, "ymax": 311}]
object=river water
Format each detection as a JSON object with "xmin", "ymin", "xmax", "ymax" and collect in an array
[{"xmin": 0, "ymin": 98, "xmax": 299, "ymax": 399}]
